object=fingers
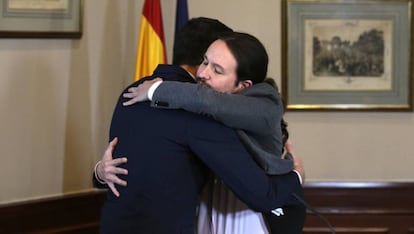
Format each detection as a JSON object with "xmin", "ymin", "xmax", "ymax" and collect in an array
[
  {"xmin": 285, "ymin": 139, "xmax": 293, "ymax": 153},
  {"xmin": 97, "ymin": 155, "xmax": 128, "ymax": 186},
  {"xmin": 112, "ymin": 163, "xmax": 128, "ymax": 175},
  {"xmin": 110, "ymin": 157, "xmax": 128, "ymax": 167},
  {"xmin": 106, "ymin": 172, "xmax": 128, "ymax": 186},
  {"xmin": 292, "ymin": 155, "xmax": 305, "ymax": 183},
  {"xmin": 286, "ymin": 140, "xmax": 305, "ymax": 183},
  {"xmin": 123, "ymin": 87, "xmax": 138, "ymax": 98},
  {"xmin": 112, "ymin": 176, "xmax": 127, "ymax": 187},
  {"xmin": 100, "ymin": 159, "xmax": 128, "ymax": 197},
  {"xmin": 108, "ymin": 183, "xmax": 120, "ymax": 197},
  {"xmin": 102, "ymin": 166, "xmax": 128, "ymax": 184},
  {"xmin": 123, "ymin": 87, "xmax": 140, "ymax": 106},
  {"xmin": 152, "ymin": 77, "xmax": 162, "ymax": 83},
  {"xmin": 98, "ymin": 137, "xmax": 128, "ymax": 197},
  {"xmin": 109, "ymin": 137, "xmax": 118, "ymax": 146},
  {"xmin": 103, "ymin": 138, "xmax": 119, "ymax": 160},
  {"xmin": 122, "ymin": 86, "xmax": 148, "ymax": 106},
  {"xmin": 122, "ymin": 78, "xmax": 163, "ymax": 106},
  {"xmin": 101, "ymin": 157, "xmax": 128, "ymax": 173},
  {"xmin": 123, "ymin": 97, "xmax": 140, "ymax": 106}
]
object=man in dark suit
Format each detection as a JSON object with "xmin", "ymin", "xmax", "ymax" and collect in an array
[{"xmin": 95, "ymin": 18, "xmax": 305, "ymax": 234}]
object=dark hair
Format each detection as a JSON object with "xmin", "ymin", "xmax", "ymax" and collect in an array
[
  {"xmin": 281, "ymin": 118, "xmax": 289, "ymax": 150},
  {"xmin": 219, "ymin": 32, "xmax": 269, "ymax": 85},
  {"xmin": 173, "ymin": 17, "xmax": 233, "ymax": 66}
]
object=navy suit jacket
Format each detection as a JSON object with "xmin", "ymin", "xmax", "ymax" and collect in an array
[{"xmin": 98, "ymin": 65, "xmax": 303, "ymax": 234}]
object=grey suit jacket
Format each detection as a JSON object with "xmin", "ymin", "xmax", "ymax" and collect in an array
[{"xmin": 151, "ymin": 81, "xmax": 294, "ymax": 174}]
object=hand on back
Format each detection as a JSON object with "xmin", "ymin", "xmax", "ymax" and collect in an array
[
  {"xmin": 286, "ymin": 140, "xmax": 305, "ymax": 184},
  {"xmin": 123, "ymin": 78, "xmax": 162, "ymax": 106},
  {"xmin": 96, "ymin": 137, "xmax": 128, "ymax": 197}
]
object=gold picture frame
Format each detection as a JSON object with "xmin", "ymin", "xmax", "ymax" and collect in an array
[
  {"xmin": 0, "ymin": 0, "xmax": 82, "ymax": 38},
  {"xmin": 282, "ymin": 0, "xmax": 413, "ymax": 111}
]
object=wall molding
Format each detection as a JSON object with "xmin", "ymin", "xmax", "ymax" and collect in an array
[
  {"xmin": 0, "ymin": 190, "xmax": 105, "ymax": 234},
  {"xmin": 0, "ymin": 182, "xmax": 413, "ymax": 233},
  {"xmin": 303, "ymin": 182, "xmax": 414, "ymax": 234}
]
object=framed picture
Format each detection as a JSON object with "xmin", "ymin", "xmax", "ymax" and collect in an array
[
  {"xmin": 0, "ymin": 0, "xmax": 82, "ymax": 38},
  {"xmin": 281, "ymin": 0, "xmax": 413, "ymax": 111}
]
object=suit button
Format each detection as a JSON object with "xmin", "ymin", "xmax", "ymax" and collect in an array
[{"xmin": 154, "ymin": 101, "xmax": 169, "ymax": 107}]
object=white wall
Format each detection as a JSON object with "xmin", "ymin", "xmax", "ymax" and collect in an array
[{"xmin": 0, "ymin": 0, "xmax": 413, "ymax": 204}]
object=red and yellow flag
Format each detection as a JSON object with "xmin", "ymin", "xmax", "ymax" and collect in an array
[{"xmin": 135, "ymin": 0, "xmax": 167, "ymax": 80}]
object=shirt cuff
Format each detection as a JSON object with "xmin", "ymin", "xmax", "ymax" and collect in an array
[
  {"xmin": 293, "ymin": 170, "xmax": 303, "ymax": 185},
  {"xmin": 147, "ymin": 80, "xmax": 163, "ymax": 101}
]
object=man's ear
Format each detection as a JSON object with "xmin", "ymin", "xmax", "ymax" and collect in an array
[{"xmin": 237, "ymin": 80, "xmax": 253, "ymax": 91}]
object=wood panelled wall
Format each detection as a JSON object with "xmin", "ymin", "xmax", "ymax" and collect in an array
[
  {"xmin": 303, "ymin": 182, "xmax": 414, "ymax": 234},
  {"xmin": 0, "ymin": 190, "xmax": 105, "ymax": 234},
  {"xmin": 0, "ymin": 183, "xmax": 413, "ymax": 233}
]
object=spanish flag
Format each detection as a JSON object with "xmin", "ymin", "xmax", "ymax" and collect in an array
[{"xmin": 135, "ymin": 0, "xmax": 167, "ymax": 80}]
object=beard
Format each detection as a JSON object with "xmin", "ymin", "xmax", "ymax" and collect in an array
[{"xmin": 195, "ymin": 77, "xmax": 211, "ymax": 88}]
